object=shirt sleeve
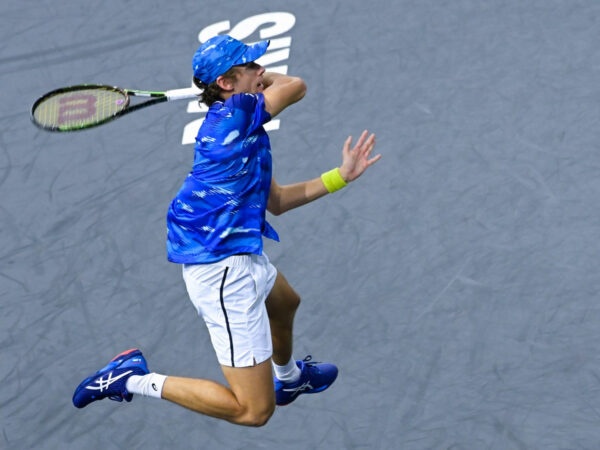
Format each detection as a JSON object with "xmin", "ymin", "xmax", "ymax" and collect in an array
[
  {"xmin": 195, "ymin": 93, "xmax": 271, "ymax": 162},
  {"xmin": 227, "ymin": 93, "xmax": 271, "ymax": 133}
]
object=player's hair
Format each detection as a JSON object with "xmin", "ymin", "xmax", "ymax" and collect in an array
[{"xmin": 193, "ymin": 66, "xmax": 240, "ymax": 106}]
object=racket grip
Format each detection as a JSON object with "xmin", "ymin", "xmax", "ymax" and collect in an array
[{"xmin": 166, "ymin": 87, "xmax": 202, "ymax": 101}]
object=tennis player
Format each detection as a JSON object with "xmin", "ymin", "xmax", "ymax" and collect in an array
[{"xmin": 73, "ymin": 35, "xmax": 381, "ymax": 426}]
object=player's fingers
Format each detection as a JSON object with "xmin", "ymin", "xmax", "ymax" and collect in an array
[
  {"xmin": 343, "ymin": 135, "xmax": 353, "ymax": 154},
  {"xmin": 366, "ymin": 133, "xmax": 376, "ymax": 148},
  {"xmin": 354, "ymin": 130, "xmax": 369, "ymax": 149},
  {"xmin": 359, "ymin": 134, "xmax": 376, "ymax": 158},
  {"xmin": 367, "ymin": 153, "xmax": 382, "ymax": 166},
  {"xmin": 359, "ymin": 133, "xmax": 375, "ymax": 153}
]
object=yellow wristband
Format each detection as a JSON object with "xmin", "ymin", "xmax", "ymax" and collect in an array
[{"xmin": 321, "ymin": 167, "xmax": 347, "ymax": 193}]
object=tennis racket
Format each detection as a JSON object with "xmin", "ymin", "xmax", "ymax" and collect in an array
[{"xmin": 31, "ymin": 84, "xmax": 200, "ymax": 132}]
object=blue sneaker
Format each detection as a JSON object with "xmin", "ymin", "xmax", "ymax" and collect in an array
[
  {"xmin": 72, "ymin": 348, "xmax": 149, "ymax": 408},
  {"xmin": 274, "ymin": 356, "xmax": 338, "ymax": 406}
]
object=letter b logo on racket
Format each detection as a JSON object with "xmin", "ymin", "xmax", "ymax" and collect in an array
[{"xmin": 58, "ymin": 94, "xmax": 97, "ymax": 125}]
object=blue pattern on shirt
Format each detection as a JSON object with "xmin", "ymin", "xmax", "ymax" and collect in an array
[{"xmin": 166, "ymin": 92, "xmax": 279, "ymax": 263}]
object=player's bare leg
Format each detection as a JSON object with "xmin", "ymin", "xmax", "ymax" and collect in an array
[
  {"xmin": 265, "ymin": 272, "xmax": 301, "ymax": 365},
  {"xmin": 161, "ymin": 359, "xmax": 275, "ymax": 427},
  {"xmin": 266, "ymin": 271, "xmax": 339, "ymax": 406}
]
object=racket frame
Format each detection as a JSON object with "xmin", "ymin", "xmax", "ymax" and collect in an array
[{"xmin": 31, "ymin": 84, "xmax": 199, "ymax": 132}]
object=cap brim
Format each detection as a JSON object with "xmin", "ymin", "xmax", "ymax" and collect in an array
[{"xmin": 235, "ymin": 40, "xmax": 270, "ymax": 65}]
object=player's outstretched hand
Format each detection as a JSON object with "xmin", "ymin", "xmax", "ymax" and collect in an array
[{"xmin": 338, "ymin": 130, "xmax": 381, "ymax": 182}]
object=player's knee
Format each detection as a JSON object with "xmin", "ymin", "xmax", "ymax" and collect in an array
[{"xmin": 238, "ymin": 402, "xmax": 275, "ymax": 427}]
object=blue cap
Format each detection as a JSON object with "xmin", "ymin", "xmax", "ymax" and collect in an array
[{"xmin": 192, "ymin": 35, "xmax": 270, "ymax": 84}]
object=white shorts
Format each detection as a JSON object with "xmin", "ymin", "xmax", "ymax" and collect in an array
[{"xmin": 182, "ymin": 253, "xmax": 277, "ymax": 368}]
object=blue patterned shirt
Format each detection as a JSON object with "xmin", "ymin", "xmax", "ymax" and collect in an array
[{"xmin": 166, "ymin": 92, "xmax": 279, "ymax": 263}]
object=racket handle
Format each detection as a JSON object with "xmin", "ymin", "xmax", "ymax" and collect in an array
[{"xmin": 166, "ymin": 87, "xmax": 202, "ymax": 101}]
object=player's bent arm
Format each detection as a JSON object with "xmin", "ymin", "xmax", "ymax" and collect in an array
[
  {"xmin": 267, "ymin": 177, "xmax": 329, "ymax": 216},
  {"xmin": 262, "ymin": 73, "xmax": 306, "ymax": 118},
  {"xmin": 267, "ymin": 131, "xmax": 381, "ymax": 216}
]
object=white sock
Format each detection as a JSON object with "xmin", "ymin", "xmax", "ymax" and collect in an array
[
  {"xmin": 273, "ymin": 357, "xmax": 301, "ymax": 383},
  {"xmin": 125, "ymin": 373, "xmax": 167, "ymax": 399}
]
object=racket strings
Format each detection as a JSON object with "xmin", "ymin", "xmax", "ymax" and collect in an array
[{"xmin": 32, "ymin": 87, "xmax": 128, "ymax": 131}]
